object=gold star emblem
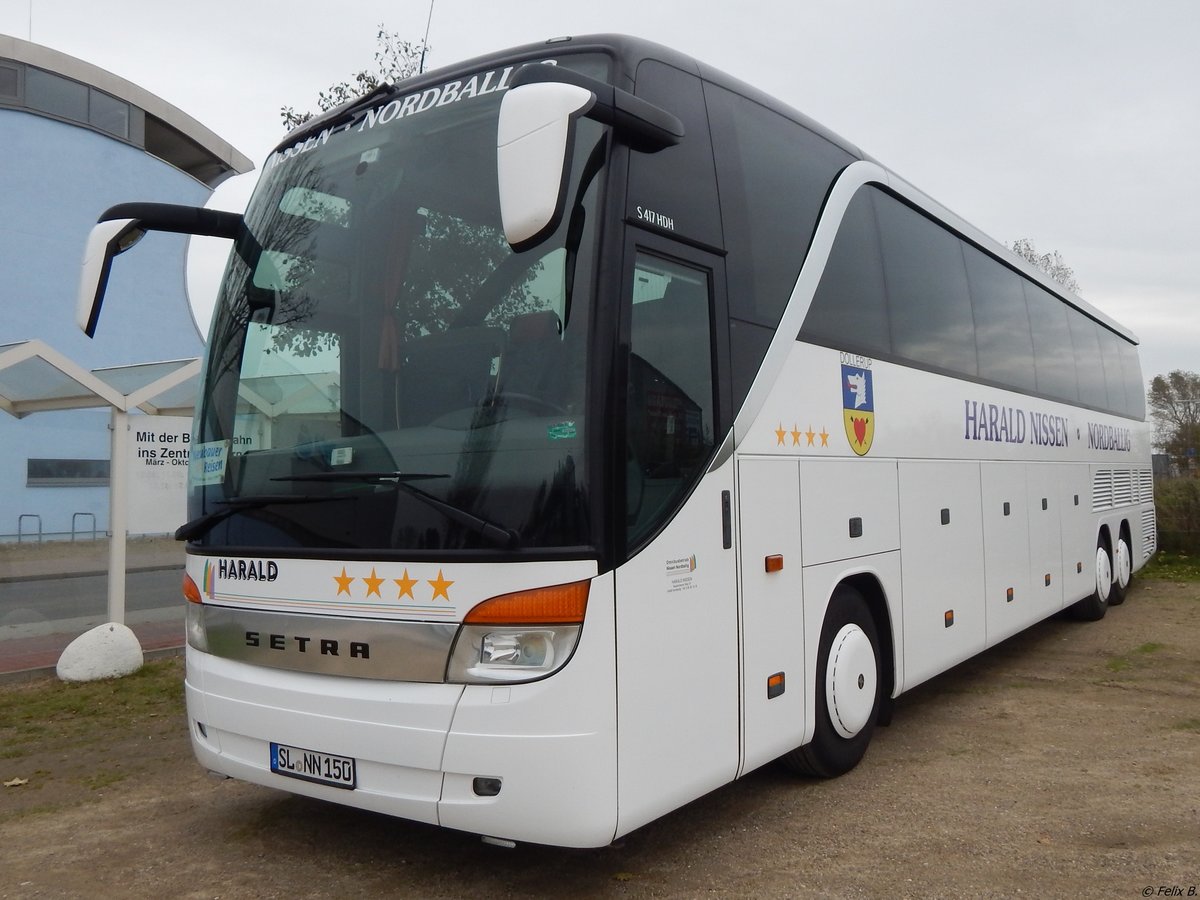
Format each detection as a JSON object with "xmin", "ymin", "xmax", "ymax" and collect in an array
[
  {"xmin": 806, "ymin": 425, "xmax": 816, "ymax": 446},
  {"xmin": 775, "ymin": 423, "xmax": 787, "ymax": 445},
  {"xmin": 334, "ymin": 567, "xmax": 354, "ymax": 596},
  {"xmin": 428, "ymin": 569, "xmax": 454, "ymax": 602},
  {"xmin": 819, "ymin": 427, "xmax": 830, "ymax": 447},
  {"xmin": 790, "ymin": 424, "xmax": 802, "ymax": 446},
  {"xmin": 394, "ymin": 568, "xmax": 417, "ymax": 600},
  {"xmin": 363, "ymin": 567, "xmax": 384, "ymax": 598}
]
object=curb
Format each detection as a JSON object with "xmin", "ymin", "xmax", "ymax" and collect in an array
[
  {"xmin": 0, "ymin": 644, "xmax": 184, "ymax": 685},
  {"xmin": 0, "ymin": 563, "xmax": 184, "ymax": 585}
]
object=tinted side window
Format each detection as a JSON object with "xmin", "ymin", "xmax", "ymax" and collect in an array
[
  {"xmin": 874, "ymin": 192, "xmax": 977, "ymax": 376},
  {"xmin": 1095, "ymin": 326, "xmax": 1129, "ymax": 415},
  {"xmin": 962, "ymin": 243, "xmax": 1035, "ymax": 391},
  {"xmin": 626, "ymin": 253, "xmax": 716, "ymax": 547},
  {"xmin": 1024, "ymin": 283, "xmax": 1078, "ymax": 403},
  {"xmin": 1070, "ymin": 314, "xmax": 1107, "ymax": 409},
  {"xmin": 1118, "ymin": 339, "xmax": 1146, "ymax": 419},
  {"xmin": 801, "ymin": 187, "xmax": 890, "ymax": 357},
  {"xmin": 707, "ymin": 82, "xmax": 853, "ymax": 327}
]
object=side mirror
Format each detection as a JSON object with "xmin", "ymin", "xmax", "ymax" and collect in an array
[
  {"xmin": 77, "ymin": 202, "xmax": 243, "ymax": 338},
  {"xmin": 497, "ymin": 81, "xmax": 596, "ymax": 251},
  {"xmin": 496, "ymin": 65, "xmax": 684, "ymax": 252}
]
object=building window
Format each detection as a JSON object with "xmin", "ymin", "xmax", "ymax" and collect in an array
[
  {"xmin": 0, "ymin": 63, "xmax": 18, "ymax": 99},
  {"xmin": 24, "ymin": 66, "xmax": 88, "ymax": 121},
  {"xmin": 89, "ymin": 88, "xmax": 129, "ymax": 139},
  {"xmin": 27, "ymin": 458, "xmax": 110, "ymax": 487}
]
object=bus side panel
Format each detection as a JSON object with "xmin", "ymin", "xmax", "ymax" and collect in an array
[
  {"xmin": 798, "ymin": 458, "xmax": 900, "ymax": 564},
  {"xmin": 439, "ymin": 571, "xmax": 618, "ymax": 849},
  {"xmin": 737, "ymin": 456, "xmax": 805, "ymax": 776},
  {"xmin": 980, "ymin": 462, "xmax": 1035, "ymax": 645},
  {"xmin": 898, "ymin": 461, "xmax": 985, "ymax": 692},
  {"xmin": 1025, "ymin": 464, "xmax": 1065, "ymax": 611},
  {"xmin": 613, "ymin": 464, "xmax": 740, "ymax": 839},
  {"xmin": 1058, "ymin": 465, "xmax": 1094, "ymax": 605}
]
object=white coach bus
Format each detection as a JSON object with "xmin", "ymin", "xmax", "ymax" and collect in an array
[{"xmin": 79, "ymin": 34, "xmax": 1154, "ymax": 848}]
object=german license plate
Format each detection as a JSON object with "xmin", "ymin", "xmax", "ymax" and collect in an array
[{"xmin": 270, "ymin": 741, "xmax": 356, "ymax": 789}]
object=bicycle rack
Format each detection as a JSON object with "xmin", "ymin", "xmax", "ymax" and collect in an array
[
  {"xmin": 18, "ymin": 514, "xmax": 43, "ymax": 543},
  {"xmin": 72, "ymin": 512, "xmax": 98, "ymax": 542}
]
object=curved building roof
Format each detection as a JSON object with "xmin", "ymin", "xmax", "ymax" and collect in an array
[{"xmin": 0, "ymin": 33, "xmax": 253, "ymax": 187}]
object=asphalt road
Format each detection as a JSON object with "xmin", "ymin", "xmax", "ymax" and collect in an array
[{"xmin": 0, "ymin": 567, "xmax": 184, "ymax": 636}]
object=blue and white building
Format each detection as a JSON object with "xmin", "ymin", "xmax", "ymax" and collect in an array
[{"xmin": 0, "ymin": 34, "xmax": 252, "ymax": 540}]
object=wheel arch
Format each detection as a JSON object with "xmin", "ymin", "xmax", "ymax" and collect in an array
[{"xmin": 838, "ymin": 571, "xmax": 897, "ymax": 711}]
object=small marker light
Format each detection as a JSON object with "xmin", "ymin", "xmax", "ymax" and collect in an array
[
  {"xmin": 767, "ymin": 672, "xmax": 785, "ymax": 699},
  {"xmin": 473, "ymin": 776, "xmax": 502, "ymax": 797},
  {"xmin": 764, "ymin": 554, "xmax": 784, "ymax": 573},
  {"xmin": 944, "ymin": 610, "xmax": 955, "ymax": 628}
]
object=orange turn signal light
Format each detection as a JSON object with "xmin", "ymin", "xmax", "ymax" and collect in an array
[
  {"xmin": 764, "ymin": 554, "xmax": 784, "ymax": 573},
  {"xmin": 464, "ymin": 580, "xmax": 590, "ymax": 625},
  {"xmin": 183, "ymin": 573, "xmax": 202, "ymax": 604}
]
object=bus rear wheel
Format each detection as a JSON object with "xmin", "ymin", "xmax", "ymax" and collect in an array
[
  {"xmin": 1109, "ymin": 534, "xmax": 1132, "ymax": 606},
  {"xmin": 783, "ymin": 586, "xmax": 881, "ymax": 778},
  {"xmin": 1070, "ymin": 537, "xmax": 1112, "ymax": 621}
]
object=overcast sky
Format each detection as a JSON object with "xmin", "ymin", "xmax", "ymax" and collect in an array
[{"xmin": 4, "ymin": 0, "xmax": 1197, "ymax": 381}]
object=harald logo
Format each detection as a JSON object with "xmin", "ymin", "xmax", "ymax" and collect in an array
[{"xmin": 841, "ymin": 365, "xmax": 875, "ymax": 456}]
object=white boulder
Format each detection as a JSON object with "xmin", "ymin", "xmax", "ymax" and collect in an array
[{"xmin": 56, "ymin": 622, "xmax": 144, "ymax": 682}]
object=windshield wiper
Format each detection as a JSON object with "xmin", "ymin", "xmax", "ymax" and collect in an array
[
  {"xmin": 274, "ymin": 472, "xmax": 520, "ymax": 549},
  {"xmin": 175, "ymin": 493, "xmax": 355, "ymax": 542}
]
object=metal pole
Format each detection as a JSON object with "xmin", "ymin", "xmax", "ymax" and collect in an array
[
  {"xmin": 419, "ymin": 0, "xmax": 436, "ymax": 73},
  {"xmin": 107, "ymin": 407, "xmax": 128, "ymax": 623}
]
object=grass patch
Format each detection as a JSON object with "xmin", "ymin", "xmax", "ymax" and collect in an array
[
  {"xmin": 1171, "ymin": 718, "xmax": 1200, "ymax": 734},
  {"xmin": 0, "ymin": 658, "xmax": 183, "ymax": 762},
  {"xmin": 1140, "ymin": 551, "xmax": 1200, "ymax": 582},
  {"xmin": 81, "ymin": 770, "xmax": 129, "ymax": 791},
  {"xmin": 1104, "ymin": 641, "xmax": 1170, "ymax": 677}
]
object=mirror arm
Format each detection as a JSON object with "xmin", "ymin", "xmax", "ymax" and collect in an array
[
  {"xmin": 98, "ymin": 202, "xmax": 243, "ymax": 240},
  {"xmin": 78, "ymin": 203, "xmax": 245, "ymax": 337},
  {"xmin": 507, "ymin": 65, "xmax": 684, "ymax": 152}
]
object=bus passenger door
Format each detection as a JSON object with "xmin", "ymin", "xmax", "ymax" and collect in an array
[
  {"xmin": 736, "ymin": 457, "xmax": 805, "ymax": 775},
  {"xmin": 614, "ymin": 245, "xmax": 741, "ymax": 837}
]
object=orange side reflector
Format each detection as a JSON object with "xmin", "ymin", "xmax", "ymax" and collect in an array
[
  {"xmin": 183, "ymin": 573, "xmax": 202, "ymax": 604},
  {"xmin": 767, "ymin": 672, "xmax": 785, "ymax": 699},
  {"xmin": 1006, "ymin": 587, "xmax": 1014, "ymax": 603},
  {"xmin": 764, "ymin": 554, "xmax": 784, "ymax": 573},
  {"xmin": 944, "ymin": 609, "xmax": 955, "ymax": 628},
  {"xmin": 464, "ymin": 580, "xmax": 590, "ymax": 625}
]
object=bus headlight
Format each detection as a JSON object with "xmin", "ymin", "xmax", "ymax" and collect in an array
[
  {"xmin": 445, "ymin": 580, "xmax": 589, "ymax": 685},
  {"xmin": 448, "ymin": 625, "xmax": 581, "ymax": 683},
  {"xmin": 185, "ymin": 601, "xmax": 209, "ymax": 653}
]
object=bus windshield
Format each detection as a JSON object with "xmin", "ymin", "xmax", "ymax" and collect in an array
[{"xmin": 190, "ymin": 59, "xmax": 609, "ymax": 554}]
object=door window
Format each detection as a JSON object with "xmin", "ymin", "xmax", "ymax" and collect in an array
[{"xmin": 626, "ymin": 253, "xmax": 715, "ymax": 545}]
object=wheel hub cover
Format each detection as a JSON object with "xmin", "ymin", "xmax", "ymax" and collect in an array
[
  {"xmin": 1095, "ymin": 546, "xmax": 1112, "ymax": 601},
  {"xmin": 1115, "ymin": 540, "xmax": 1131, "ymax": 588},
  {"xmin": 826, "ymin": 624, "xmax": 877, "ymax": 739}
]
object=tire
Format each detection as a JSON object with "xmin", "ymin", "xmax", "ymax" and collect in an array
[
  {"xmin": 1070, "ymin": 536, "xmax": 1112, "ymax": 621},
  {"xmin": 783, "ymin": 586, "xmax": 881, "ymax": 778},
  {"xmin": 1109, "ymin": 533, "xmax": 1132, "ymax": 606}
]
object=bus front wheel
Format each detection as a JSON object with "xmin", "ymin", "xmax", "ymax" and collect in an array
[{"xmin": 783, "ymin": 585, "xmax": 881, "ymax": 778}]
